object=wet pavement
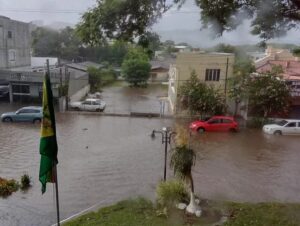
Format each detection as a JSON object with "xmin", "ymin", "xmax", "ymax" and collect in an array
[{"xmin": 0, "ymin": 103, "xmax": 300, "ymax": 226}]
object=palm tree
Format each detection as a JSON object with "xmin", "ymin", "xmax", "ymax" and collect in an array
[{"xmin": 170, "ymin": 127, "xmax": 200, "ymax": 214}]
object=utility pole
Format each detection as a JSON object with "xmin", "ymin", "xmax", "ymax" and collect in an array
[
  {"xmin": 224, "ymin": 57, "xmax": 229, "ymax": 105},
  {"xmin": 151, "ymin": 127, "xmax": 176, "ymax": 181}
]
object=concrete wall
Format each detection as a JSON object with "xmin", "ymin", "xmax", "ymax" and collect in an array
[
  {"xmin": 0, "ymin": 16, "xmax": 31, "ymax": 69},
  {"xmin": 68, "ymin": 71, "xmax": 89, "ymax": 97},
  {"xmin": 69, "ymin": 84, "xmax": 90, "ymax": 102}
]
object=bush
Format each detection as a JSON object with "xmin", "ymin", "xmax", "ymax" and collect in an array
[
  {"xmin": 156, "ymin": 180, "xmax": 189, "ymax": 207},
  {"xmin": 0, "ymin": 177, "xmax": 19, "ymax": 197},
  {"xmin": 20, "ymin": 174, "xmax": 31, "ymax": 190}
]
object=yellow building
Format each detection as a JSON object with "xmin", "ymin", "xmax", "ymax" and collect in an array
[{"xmin": 168, "ymin": 52, "xmax": 235, "ymax": 114}]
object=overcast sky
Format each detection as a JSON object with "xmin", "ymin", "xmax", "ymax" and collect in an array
[{"xmin": 0, "ymin": 0, "xmax": 299, "ymax": 47}]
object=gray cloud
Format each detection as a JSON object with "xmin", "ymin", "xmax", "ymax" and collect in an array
[{"xmin": 0, "ymin": 0, "xmax": 298, "ymax": 47}]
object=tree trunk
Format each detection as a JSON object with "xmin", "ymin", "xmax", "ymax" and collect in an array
[{"xmin": 186, "ymin": 173, "xmax": 200, "ymax": 214}]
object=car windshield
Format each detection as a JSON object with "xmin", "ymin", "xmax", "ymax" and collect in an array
[{"xmin": 275, "ymin": 120, "xmax": 288, "ymax": 126}]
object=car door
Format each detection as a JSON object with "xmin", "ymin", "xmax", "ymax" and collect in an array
[
  {"xmin": 82, "ymin": 100, "xmax": 91, "ymax": 111},
  {"xmin": 206, "ymin": 118, "xmax": 222, "ymax": 131},
  {"xmin": 15, "ymin": 109, "xmax": 31, "ymax": 122},
  {"xmin": 220, "ymin": 118, "xmax": 232, "ymax": 131},
  {"xmin": 282, "ymin": 122, "xmax": 297, "ymax": 135}
]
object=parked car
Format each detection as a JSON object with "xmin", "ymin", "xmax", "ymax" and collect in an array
[
  {"xmin": 0, "ymin": 85, "xmax": 9, "ymax": 98},
  {"xmin": 70, "ymin": 98, "xmax": 106, "ymax": 112},
  {"xmin": 1, "ymin": 106, "xmax": 42, "ymax": 123},
  {"xmin": 263, "ymin": 119, "xmax": 300, "ymax": 135},
  {"xmin": 189, "ymin": 116, "xmax": 239, "ymax": 133}
]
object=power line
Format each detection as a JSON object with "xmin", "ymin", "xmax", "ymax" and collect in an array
[{"xmin": 0, "ymin": 8, "xmax": 201, "ymax": 15}]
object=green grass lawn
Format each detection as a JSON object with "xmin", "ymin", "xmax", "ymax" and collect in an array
[{"xmin": 63, "ymin": 198, "xmax": 300, "ymax": 226}]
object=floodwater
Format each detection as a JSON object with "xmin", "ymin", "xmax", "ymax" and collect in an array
[{"xmin": 0, "ymin": 104, "xmax": 300, "ymax": 226}]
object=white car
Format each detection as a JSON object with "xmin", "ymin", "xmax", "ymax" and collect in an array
[
  {"xmin": 70, "ymin": 98, "xmax": 106, "ymax": 112},
  {"xmin": 263, "ymin": 119, "xmax": 300, "ymax": 135}
]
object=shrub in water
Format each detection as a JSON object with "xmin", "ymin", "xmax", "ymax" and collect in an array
[
  {"xmin": 20, "ymin": 174, "xmax": 31, "ymax": 189},
  {"xmin": 0, "ymin": 177, "xmax": 19, "ymax": 197},
  {"xmin": 156, "ymin": 180, "xmax": 189, "ymax": 208}
]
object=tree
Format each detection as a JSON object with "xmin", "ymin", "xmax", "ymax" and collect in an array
[
  {"xmin": 248, "ymin": 72, "xmax": 291, "ymax": 118},
  {"xmin": 31, "ymin": 27, "xmax": 61, "ymax": 57},
  {"xmin": 179, "ymin": 71, "xmax": 226, "ymax": 117},
  {"xmin": 197, "ymin": 0, "xmax": 300, "ymax": 40},
  {"xmin": 137, "ymin": 31, "xmax": 161, "ymax": 59},
  {"xmin": 121, "ymin": 48, "xmax": 151, "ymax": 86},
  {"xmin": 229, "ymin": 59, "xmax": 255, "ymax": 116},
  {"xmin": 170, "ymin": 126, "xmax": 199, "ymax": 215},
  {"xmin": 293, "ymin": 47, "xmax": 300, "ymax": 57},
  {"xmin": 87, "ymin": 65, "xmax": 116, "ymax": 92},
  {"xmin": 76, "ymin": 0, "xmax": 169, "ymax": 45},
  {"xmin": 32, "ymin": 27, "xmax": 81, "ymax": 60},
  {"xmin": 77, "ymin": 0, "xmax": 300, "ymax": 44}
]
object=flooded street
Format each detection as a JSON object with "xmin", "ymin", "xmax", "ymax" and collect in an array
[{"xmin": 0, "ymin": 104, "xmax": 300, "ymax": 226}]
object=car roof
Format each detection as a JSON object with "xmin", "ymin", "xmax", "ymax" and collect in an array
[
  {"xmin": 21, "ymin": 106, "xmax": 42, "ymax": 110},
  {"xmin": 211, "ymin": 115, "xmax": 235, "ymax": 120},
  {"xmin": 85, "ymin": 98, "xmax": 101, "ymax": 101},
  {"xmin": 283, "ymin": 119, "xmax": 300, "ymax": 122}
]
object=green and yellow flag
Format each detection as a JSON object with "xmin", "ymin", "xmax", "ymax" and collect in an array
[{"xmin": 39, "ymin": 72, "xmax": 58, "ymax": 194}]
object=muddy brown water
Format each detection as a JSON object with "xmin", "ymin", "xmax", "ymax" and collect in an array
[{"xmin": 0, "ymin": 105, "xmax": 300, "ymax": 226}]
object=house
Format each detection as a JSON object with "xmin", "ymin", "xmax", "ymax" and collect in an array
[
  {"xmin": 0, "ymin": 16, "xmax": 31, "ymax": 69},
  {"xmin": 149, "ymin": 59, "xmax": 175, "ymax": 83},
  {"xmin": 0, "ymin": 65, "xmax": 89, "ymax": 104},
  {"xmin": 256, "ymin": 60, "xmax": 300, "ymax": 106},
  {"xmin": 168, "ymin": 52, "xmax": 235, "ymax": 114},
  {"xmin": 255, "ymin": 46, "xmax": 299, "ymax": 68}
]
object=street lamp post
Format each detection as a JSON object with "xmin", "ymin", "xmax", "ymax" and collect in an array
[{"xmin": 151, "ymin": 127, "xmax": 176, "ymax": 181}]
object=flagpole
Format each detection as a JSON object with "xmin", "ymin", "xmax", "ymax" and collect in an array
[
  {"xmin": 54, "ymin": 164, "xmax": 61, "ymax": 226},
  {"xmin": 46, "ymin": 59, "xmax": 61, "ymax": 226}
]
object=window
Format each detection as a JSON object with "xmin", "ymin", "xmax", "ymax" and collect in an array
[
  {"xmin": 222, "ymin": 119, "xmax": 232, "ymax": 123},
  {"xmin": 205, "ymin": 69, "xmax": 220, "ymax": 81},
  {"xmin": 18, "ymin": 109, "xmax": 34, "ymax": 114},
  {"xmin": 12, "ymin": 84, "xmax": 30, "ymax": 94},
  {"xmin": 82, "ymin": 101, "xmax": 91, "ymax": 105},
  {"xmin": 7, "ymin": 31, "xmax": 12, "ymax": 39},
  {"xmin": 285, "ymin": 122, "xmax": 296, "ymax": 127},
  {"xmin": 208, "ymin": 119, "xmax": 221, "ymax": 124},
  {"xmin": 9, "ymin": 50, "xmax": 16, "ymax": 61}
]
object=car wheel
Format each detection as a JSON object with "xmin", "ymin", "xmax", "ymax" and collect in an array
[
  {"xmin": 229, "ymin": 128, "xmax": 237, "ymax": 133},
  {"xmin": 2, "ymin": 117, "xmax": 12, "ymax": 122},
  {"xmin": 274, "ymin": 130, "xmax": 282, "ymax": 135},
  {"xmin": 33, "ymin": 118, "xmax": 41, "ymax": 124},
  {"xmin": 197, "ymin": 127, "xmax": 205, "ymax": 133}
]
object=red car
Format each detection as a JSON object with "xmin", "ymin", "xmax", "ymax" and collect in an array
[{"xmin": 189, "ymin": 116, "xmax": 238, "ymax": 133}]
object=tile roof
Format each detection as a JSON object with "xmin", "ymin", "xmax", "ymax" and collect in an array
[{"xmin": 256, "ymin": 60, "xmax": 300, "ymax": 81}]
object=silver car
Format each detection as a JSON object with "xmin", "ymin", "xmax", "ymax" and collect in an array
[
  {"xmin": 1, "ymin": 106, "xmax": 42, "ymax": 123},
  {"xmin": 263, "ymin": 119, "xmax": 300, "ymax": 135},
  {"xmin": 70, "ymin": 98, "xmax": 106, "ymax": 112}
]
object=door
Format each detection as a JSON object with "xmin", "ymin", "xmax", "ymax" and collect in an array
[
  {"xmin": 282, "ymin": 122, "xmax": 297, "ymax": 135},
  {"xmin": 220, "ymin": 119, "xmax": 233, "ymax": 131},
  {"xmin": 15, "ymin": 109, "xmax": 32, "ymax": 122},
  {"xmin": 206, "ymin": 118, "xmax": 222, "ymax": 131},
  {"xmin": 82, "ymin": 100, "xmax": 92, "ymax": 111}
]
